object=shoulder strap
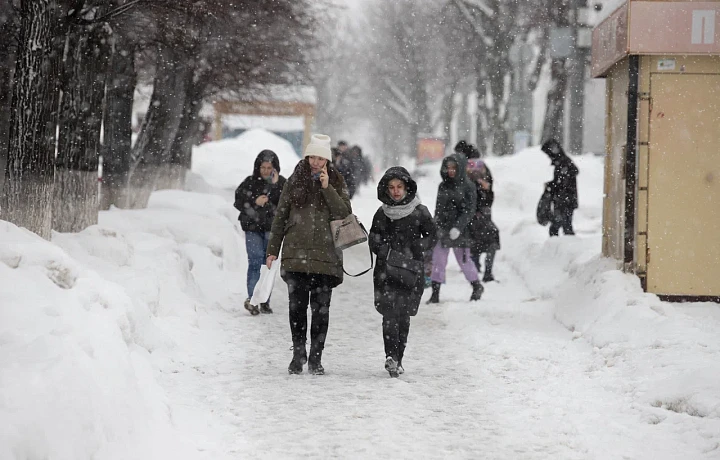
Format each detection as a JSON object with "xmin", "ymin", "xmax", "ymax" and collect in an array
[{"xmin": 342, "ymin": 223, "xmax": 374, "ymax": 277}]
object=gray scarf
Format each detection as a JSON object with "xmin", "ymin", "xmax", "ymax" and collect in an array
[{"xmin": 382, "ymin": 196, "xmax": 421, "ymax": 221}]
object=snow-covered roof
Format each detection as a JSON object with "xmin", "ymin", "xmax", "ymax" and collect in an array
[{"xmin": 216, "ymin": 85, "xmax": 317, "ymax": 106}]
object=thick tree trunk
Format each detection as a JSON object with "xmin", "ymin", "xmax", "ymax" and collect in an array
[
  {"xmin": 475, "ymin": 73, "xmax": 487, "ymax": 156},
  {"xmin": 0, "ymin": 52, "xmax": 12, "ymax": 194},
  {"xmin": 100, "ymin": 41, "xmax": 136, "ymax": 210},
  {"xmin": 0, "ymin": 15, "xmax": 14, "ymax": 194},
  {"xmin": 1, "ymin": 1, "xmax": 62, "ymax": 239},
  {"xmin": 53, "ymin": 169, "xmax": 99, "ymax": 231},
  {"xmin": 542, "ymin": 59, "xmax": 568, "ymax": 143},
  {"xmin": 542, "ymin": 1, "xmax": 571, "ymax": 145},
  {"xmin": 54, "ymin": 22, "xmax": 110, "ymax": 232},
  {"xmin": 127, "ymin": 45, "xmax": 187, "ymax": 208},
  {"xmin": 158, "ymin": 78, "xmax": 204, "ymax": 191},
  {"xmin": 488, "ymin": 55, "xmax": 513, "ymax": 157}
]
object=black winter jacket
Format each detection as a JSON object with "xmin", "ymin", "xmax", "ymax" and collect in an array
[
  {"xmin": 541, "ymin": 140, "xmax": 579, "ymax": 211},
  {"xmin": 434, "ymin": 154, "xmax": 477, "ymax": 248},
  {"xmin": 549, "ymin": 155, "xmax": 579, "ymax": 210},
  {"xmin": 369, "ymin": 167, "xmax": 437, "ymax": 317},
  {"xmin": 234, "ymin": 151, "xmax": 287, "ymax": 233}
]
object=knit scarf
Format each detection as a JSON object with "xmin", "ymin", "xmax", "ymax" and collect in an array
[{"xmin": 382, "ymin": 196, "xmax": 421, "ymax": 221}]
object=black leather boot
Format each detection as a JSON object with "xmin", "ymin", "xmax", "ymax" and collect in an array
[
  {"xmin": 427, "ymin": 282, "xmax": 440, "ymax": 304},
  {"xmin": 308, "ymin": 343, "xmax": 324, "ymax": 375},
  {"xmin": 288, "ymin": 343, "xmax": 307, "ymax": 374},
  {"xmin": 470, "ymin": 281, "xmax": 484, "ymax": 301}
]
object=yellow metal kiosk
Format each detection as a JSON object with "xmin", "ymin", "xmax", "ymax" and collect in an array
[{"xmin": 593, "ymin": 0, "xmax": 720, "ymax": 300}]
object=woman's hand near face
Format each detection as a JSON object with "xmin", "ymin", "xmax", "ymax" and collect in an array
[{"xmin": 319, "ymin": 165, "xmax": 329, "ymax": 189}]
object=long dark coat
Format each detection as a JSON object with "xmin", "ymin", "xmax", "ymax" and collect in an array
[
  {"xmin": 434, "ymin": 153, "xmax": 477, "ymax": 248},
  {"xmin": 267, "ymin": 158, "xmax": 352, "ymax": 286},
  {"xmin": 542, "ymin": 140, "xmax": 579, "ymax": 211},
  {"xmin": 468, "ymin": 164, "xmax": 500, "ymax": 252},
  {"xmin": 233, "ymin": 150, "xmax": 287, "ymax": 233},
  {"xmin": 549, "ymin": 155, "xmax": 579, "ymax": 211},
  {"xmin": 369, "ymin": 167, "xmax": 437, "ymax": 317}
]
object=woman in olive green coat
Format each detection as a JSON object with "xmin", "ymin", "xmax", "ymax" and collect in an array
[{"xmin": 266, "ymin": 134, "xmax": 352, "ymax": 375}]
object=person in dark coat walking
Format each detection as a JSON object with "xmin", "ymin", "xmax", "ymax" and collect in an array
[
  {"xmin": 234, "ymin": 150, "xmax": 287, "ymax": 315},
  {"xmin": 428, "ymin": 153, "xmax": 484, "ymax": 303},
  {"xmin": 335, "ymin": 145, "xmax": 358, "ymax": 199},
  {"xmin": 541, "ymin": 139, "xmax": 579, "ymax": 236},
  {"xmin": 369, "ymin": 167, "xmax": 436, "ymax": 377},
  {"xmin": 467, "ymin": 159, "xmax": 500, "ymax": 282},
  {"xmin": 266, "ymin": 134, "xmax": 352, "ymax": 375}
]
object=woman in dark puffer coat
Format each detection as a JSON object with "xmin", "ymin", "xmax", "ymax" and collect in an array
[
  {"xmin": 369, "ymin": 167, "xmax": 436, "ymax": 377},
  {"xmin": 428, "ymin": 153, "xmax": 484, "ymax": 303}
]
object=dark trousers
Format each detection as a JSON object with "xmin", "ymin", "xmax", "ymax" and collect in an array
[
  {"xmin": 549, "ymin": 207, "xmax": 575, "ymax": 237},
  {"xmin": 285, "ymin": 272, "xmax": 333, "ymax": 364},
  {"xmin": 382, "ymin": 315, "xmax": 411, "ymax": 364},
  {"xmin": 470, "ymin": 247, "xmax": 496, "ymax": 277}
]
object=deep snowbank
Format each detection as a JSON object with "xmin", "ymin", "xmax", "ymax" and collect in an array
[
  {"xmin": 0, "ymin": 188, "xmax": 244, "ymax": 460},
  {"xmin": 192, "ymin": 128, "xmax": 301, "ymax": 190}
]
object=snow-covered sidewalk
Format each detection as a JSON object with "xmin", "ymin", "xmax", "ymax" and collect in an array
[{"xmin": 2, "ymin": 131, "xmax": 720, "ymax": 459}]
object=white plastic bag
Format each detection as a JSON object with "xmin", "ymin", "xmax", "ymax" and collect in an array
[{"xmin": 250, "ymin": 257, "xmax": 280, "ymax": 305}]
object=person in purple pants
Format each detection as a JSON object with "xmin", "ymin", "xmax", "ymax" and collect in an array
[{"xmin": 427, "ymin": 153, "xmax": 484, "ymax": 303}]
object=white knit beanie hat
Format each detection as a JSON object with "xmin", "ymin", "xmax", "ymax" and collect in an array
[{"xmin": 304, "ymin": 134, "xmax": 332, "ymax": 161}]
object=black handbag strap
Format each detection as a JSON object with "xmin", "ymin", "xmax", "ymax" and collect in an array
[{"xmin": 342, "ymin": 224, "xmax": 374, "ymax": 277}]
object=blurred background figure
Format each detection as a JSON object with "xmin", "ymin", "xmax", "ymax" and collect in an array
[
  {"xmin": 466, "ymin": 159, "xmax": 500, "ymax": 282},
  {"xmin": 541, "ymin": 139, "xmax": 579, "ymax": 237}
]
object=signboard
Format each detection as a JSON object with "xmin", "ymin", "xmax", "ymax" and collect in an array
[
  {"xmin": 591, "ymin": 2, "xmax": 629, "ymax": 77},
  {"xmin": 629, "ymin": 2, "xmax": 720, "ymax": 54},
  {"xmin": 417, "ymin": 137, "xmax": 446, "ymax": 164},
  {"xmin": 592, "ymin": 1, "xmax": 720, "ymax": 77}
]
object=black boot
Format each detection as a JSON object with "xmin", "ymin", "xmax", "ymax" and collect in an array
[
  {"xmin": 427, "ymin": 282, "xmax": 440, "ymax": 304},
  {"xmin": 288, "ymin": 343, "xmax": 307, "ymax": 375},
  {"xmin": 470, "ymin": 281, "xmax": 484, "ymax": 301},
  {"xmin": 308, "ymin": 341, "xmax": 324, "ymax": 375},
  {"xmin": 259, "ymin": 302, "xmax": 273, "ymax": 314}
]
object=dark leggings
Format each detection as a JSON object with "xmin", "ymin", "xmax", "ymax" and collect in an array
[
  {"xmin": 470, "ymin": 247, "xmax": 496, "ymax": 277},
  {"xmin": 549, "ymin": 207, "xmax": 575, "ymax": 236},
  {"xmin": 383, "ymin": 315, "xmax": 411, "ymax": 364},
  {"xmin": 285, "ymin": 272, "xmax": 334, "ymax": 363}
]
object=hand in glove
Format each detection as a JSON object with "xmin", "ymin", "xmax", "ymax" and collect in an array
[
  {"xmin": 449, "ymin": 228, "xmax": 461, "ymax": 240},
  {"xmin": 376, "ymin": 244, "xmax": 390, "ymax": 259}
]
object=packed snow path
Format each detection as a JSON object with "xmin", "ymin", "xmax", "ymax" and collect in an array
[
  {"xmin": 154, "ymin": 172, "xmax": 719, "ymax": 460},
  {"xmin": 160, "ymin": 238, "xmax": 717, "ymax": 460}
]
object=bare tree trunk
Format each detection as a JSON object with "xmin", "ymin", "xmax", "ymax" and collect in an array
[
  {"xmin": 1, "ymin": 1, "xmax": 62, "ymax": 239},
  {"xmin": 157, "ymin": 77, "xmax": 204, "ymax": 191},
  {"xmin": 542, "ymin": 0, "xmax": 571, "ymax": 144},
  {"xmin": 54, "ymin": 21, "xmax": 110, "ymax": 232},
  {"xmin": 100, "ymin": 40, "xmax": 136, "ymax": 210},
  {"xmin": 475, "ymin": 73, "xmax": 488, "ymax": 156},
  {"xmin": 440, "ymin": 80, "xmax": 458, "ymax": 140},
  {"xmin": 542, "ymin": 59, "xmax": 568, "ymax": 143},
  {"xmin": 0, "ymin": 49, "xmax": 13, "ymax": 194},
  {"xmin": 127, "ymin": 44, "xmax": 187, "ymax": 208}
]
